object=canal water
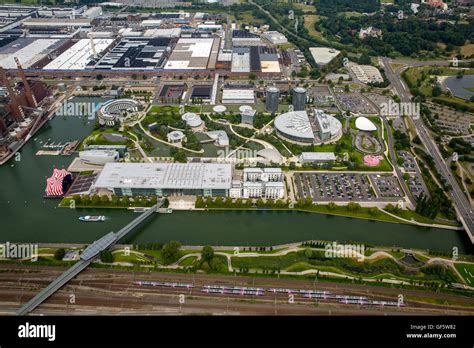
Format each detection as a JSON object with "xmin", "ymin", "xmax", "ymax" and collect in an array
[{"xmin": 0, "ymin": 98, "xmax": 472, "ymax": 254}]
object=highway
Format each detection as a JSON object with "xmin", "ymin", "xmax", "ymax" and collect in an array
[{"xmin": 381, "ymin": 57, "xmax": 474, "ymax": 243}]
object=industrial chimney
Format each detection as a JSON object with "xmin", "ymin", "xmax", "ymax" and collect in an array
[
  {"xmin": 14, "ymin": 57, "xmax": 37, "ymax": 108},
  {"xmin": 0, "ymin": 67, "xmax": 24, "ymax": 122}
]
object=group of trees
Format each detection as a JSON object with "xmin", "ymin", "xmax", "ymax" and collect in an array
[
  {"xmin": 161, "ymin": 241, "xmax": 182, "ymax": 265},
  {"xmin": 393, "ymin": 129, "xmax": 410, "ymax": 151},
  {"xmin": 317, "ymin": 8, "xmax": 473, "ymax": 57},
  {"xmin": 195, "ymin": 196, "xmax": 290, "ymax": 209},
  {"xmin": 70, "ymin": 194, "xmax": 158, "ymax": 207},
  {"xmin": 416, "ymin": 192, "xmax": 441, "ymax": 219}
]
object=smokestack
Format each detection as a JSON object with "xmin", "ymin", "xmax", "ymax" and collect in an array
[
  {"xmin": 90, "ymin": 37, "xmax": 97, "ymax": 59},
  {"xmin": 0, "ymin": 67, "xmax": 24, "ymax": 122},
  {"xmin": 14, "ymin": 57, "xmax": 37, "ymax": 108},
  {"xmin": 0, "ymin": 118, "xmax": 6, "ymax": 134}
]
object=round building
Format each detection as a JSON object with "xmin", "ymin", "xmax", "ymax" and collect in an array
[
  {"xmin": 265, "ymin": 86, "xmax": 280, "ymax": 113},
  {"xmin": 292, "ymin": 87, "xmax": 307, "ymax": 111},
  {"xmin": 182, "ymin": 112, "xmax": 203, "ymax": 128},
  {"xmin": 274, "ymin": 110, "xmax": 314, "ymax": 143},
  {"xmin": 97, "ymin": 99, "xmax": 141, "ymax": 126}
]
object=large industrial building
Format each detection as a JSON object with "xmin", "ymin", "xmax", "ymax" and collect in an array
[
  {"xmin": 93, "ymin": 162, "xmax": 233, "ymax": 197},
  {"xmin": 44, "ymin": 39, "xmax": 114, "ymax": 70},
  {"xmin": 0, "ymin": 7, "xmax": 286, "ymax": 78},
  {"xmin": 164, "ymin": 37, "xmax": 220, "ymax": 70},
  {"xmin": 231, "ymin": 45, "xmax": 280, "ymax": 75},
  {"xmin": 94, "ymin": 38, "xmax": 173, "ymax": 70}
]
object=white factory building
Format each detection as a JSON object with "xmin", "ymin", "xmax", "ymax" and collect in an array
[
  {"xmin": 222, "ymin": 88, "xmax": 254, "ymax": 104},
  {"xmin": 262, "ymin": 31, "xmax": 288, "ymax": 45},
  {"xmin": 349, "ymin": 63, "xmax": 384, "ymax": 84},
  {"xmin": 299, "ymin": 152, "xmax": 336, "ymax": 164},
  {"xmin": 44, "ymin": 39, "xmax": 114, "ymax": 70},
  {"xmin": 93, "ymin": 162, "xmax": 233, "ymax": 197}
]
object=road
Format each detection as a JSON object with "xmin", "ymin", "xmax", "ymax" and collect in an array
[{"xmin": 380, "ymin": 57, "xmax": 474, "ymax": 243}]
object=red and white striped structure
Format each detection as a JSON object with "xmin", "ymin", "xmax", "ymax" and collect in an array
[{"xmin": 45, "ymin": 168, "xmax": 71, "ymax": 196}]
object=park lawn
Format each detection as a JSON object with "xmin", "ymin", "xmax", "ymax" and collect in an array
[
  {"xmin": 454, "ymin": 263, "xmax": 474, "ymax": 286},
  {"xmin": 239, "ymin": 11, "xmax": 267, "ymax": 26},
  {"xmin": 147, "ymin": 105, "xmax": 201, "ymax": 114},
  {"xmin": 308, "ymin": 204, "xmax": 401, "ymax": 224},
  {"xmin": 292, "ymin": 2, "xmax": 316, "ymax": 13},
  {"xmin": 284, "ymin": 262, "xmax": 352, "ymax": 275},
  {"xmin": 390, "ymin": 208, "xmax": 459, "ymax": 227},
  {"xmin": 304, "ymin": 15, "xmax": 324, "ymax": 40},
  {"xmin": 179, "ymin": 256, "xmax": 198, "ymax": 267},
  {"xmin": 312, "ymin": 143, "xmax": 337, "ymax": 152},
  {"xmin": 112, "ymin": 251, "xmax": 151, "ymax": 264},
  {"xmin": 232, "ymin": 251, "xmax": 309, "ymax": 270}
]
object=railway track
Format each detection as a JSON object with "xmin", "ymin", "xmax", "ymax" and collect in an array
[{"xmin": 1, "ymin": 265, "xmax": 473, "ymax": 315}]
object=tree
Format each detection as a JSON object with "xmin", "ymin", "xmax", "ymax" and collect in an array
[
  {"xmin": 162, "ymin": 240, "xmax": 182, "ymax": 264},
  {"xmin": 347, "ymin": 202, "xmax": 360, "ymax": 211},
  {"xmin": 201, "ymin": 245, "xmax": 214, "ymax": 263},
  {"xmin": 368, "ymin": 207, "xmax": 379, "ymax": 216},
  {"xmin": 248, "ymin": 72, "xmax": 257, "ymax": 80},
  {"xmin": 54, "ymin": 248, "xmax": 65, "ymax": 260},
  {"xmin": 100, "ymin": 250, "xmax": 114, "ymax": 263}
]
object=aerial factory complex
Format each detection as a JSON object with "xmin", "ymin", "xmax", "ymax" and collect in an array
[{"xmin": 0, "ymin": 0, "xmax": 473, "ymax": 323}]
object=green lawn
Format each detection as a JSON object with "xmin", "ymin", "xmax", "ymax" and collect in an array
[
  {"xmin": 454, "ymin": 263, "xmax": 474, "ymax": 285},
  {"xmin": 179, "ymin": 256, "xmax": 198, "ymax": 267}
]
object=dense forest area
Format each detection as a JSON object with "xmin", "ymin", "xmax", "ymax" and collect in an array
[
  {"xmin": 317, "ymin": 14, "xmax": 473, "ymax": 57},
  {"xmin": 314, "ymin": 0, "xmax": 381, "ymax": 16}
]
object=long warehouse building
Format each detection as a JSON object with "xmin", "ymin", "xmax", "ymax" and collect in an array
[{"xmin": 93, "ymin": 162, "xmax": 233, "ymax": 197}]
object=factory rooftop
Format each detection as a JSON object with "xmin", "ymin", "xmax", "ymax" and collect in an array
[
  {"xmin": 94, "ymin": 162, "xmax": 233, "ymax": 190},
  {"xmin": 164, "ymin": 37, "xmax": 219, "ymax": 70},
  {"xmin": 44, "ymin": 39, "xmax": 113, "ymax": 70}
]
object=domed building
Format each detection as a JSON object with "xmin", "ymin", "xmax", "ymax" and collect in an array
[
  {"xmin": 182, "ymin": 112, "xmax": 203, "ymax": 128},
  {"xmin": 355, "ymin": 116, "xmax": 377, "ymax": 132}
]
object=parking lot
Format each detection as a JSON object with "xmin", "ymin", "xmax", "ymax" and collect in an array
[
  {"xmin": 294, "ymin": 172, "xmax": 375, "ymax": 202},
  {"xmin": 397, "ymin": 151, "xmax": 417, "ymax": 172},
  {"xmin": 294, "ymin": 172, "xmax": 405, "ymax": 202},
  {"xmin": 334, "ymin": 92, "xmax": 378, "ymax": 114},
  {"xmin": 369, "ymin": 174, "xmax": 403, "ymax": 198},
  {"xmin": 406, "ymin": 173, "xmax": 429, "ymax": 200}
]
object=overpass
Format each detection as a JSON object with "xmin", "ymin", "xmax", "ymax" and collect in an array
[{"xmin": 15, "ymin": 203, "xmax": 161, "ymax": 316}]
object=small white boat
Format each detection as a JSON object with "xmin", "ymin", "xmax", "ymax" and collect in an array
[
  {"xmin": 130, "ymin": 207, "xmax": 149, "ymax": 213},
  {"xmin": 79, "ymin": 215, "xmax": 106, "ymax": 222}
]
